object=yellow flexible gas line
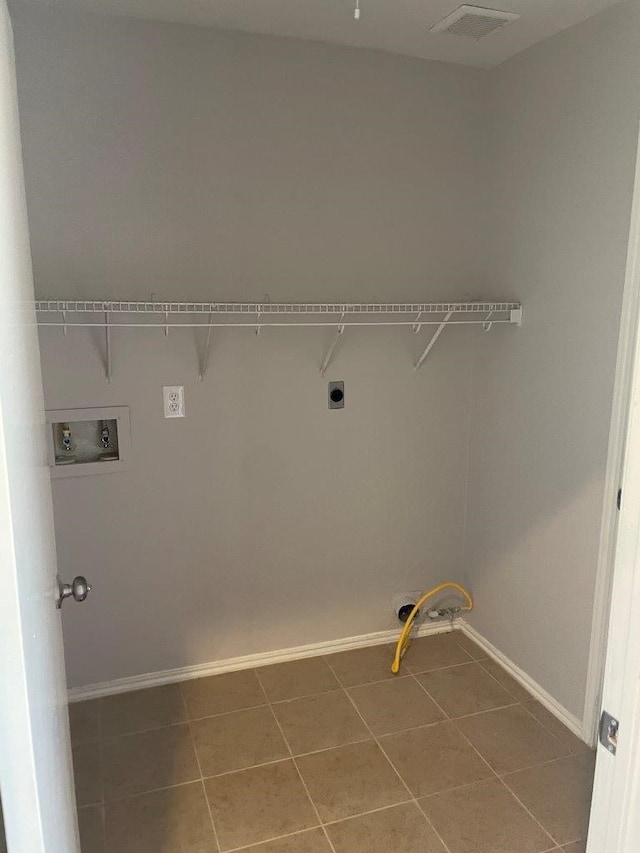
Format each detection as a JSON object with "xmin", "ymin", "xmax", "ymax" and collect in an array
[{"xmin": 391, "ymin": 582, "xmax": 474, "ymax": 674}]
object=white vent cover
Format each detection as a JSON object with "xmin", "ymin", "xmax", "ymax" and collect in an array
[{"xmin": 431, "ymin": 5, "xmax": 520, "ymax": 40}]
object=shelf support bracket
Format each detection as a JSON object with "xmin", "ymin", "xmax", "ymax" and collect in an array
[
  {"xmin": 62, "ymin": 309, "xmax": 67, "ymax": 337},
  {"xmin": 510, "ymin": 307, "xmax": 523, "ymax": 326},
  {"xmin": 198, "ymin": 314, "xmax": 214, "ymax": 381},
  {"xmin": 412, "ymin": 311, "xmax": 423, "ymax": 333},
  {"xmin": 414, "ymin": 310, "xmax": 453, "ymax": 372},
  {"xmin": 320, "ymin": 312, "xmax": 345, "ymax": 377},
  {"xmin": 105, "ymin": 311, "xmax": 112, "ymax": 384}
]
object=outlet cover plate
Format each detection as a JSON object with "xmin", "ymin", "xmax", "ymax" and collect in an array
[{"xmin": 163, "ymin": 386, "xmax": 185, "ymax": 418}]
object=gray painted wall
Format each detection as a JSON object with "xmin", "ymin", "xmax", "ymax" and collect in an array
[
  {"xmin": 11, "ymin": 6, "xmax": 486, "ymax": 687},
  {"xmin": 464, "ymin": 1, "xmax": 640, "ymax": 718},
  {"xmin": 10, "ymin": 2, "xmax": 640, "ymax": 719}
]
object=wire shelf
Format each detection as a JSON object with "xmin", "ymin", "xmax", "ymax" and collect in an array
[
  {"xmin": 35, "ymin": 299, "xmax": 522, "ymax": 380},
  {"xmin": 36, "ymin": 299, "xmax": 520, "ymax": 316}
]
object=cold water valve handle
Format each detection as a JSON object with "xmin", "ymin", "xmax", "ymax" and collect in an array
[
  {"xmin": 62, "ymin": 423, "xmax": 73, "ymax": 452},
  {"xmin": 101, "ymin": 423, "xmax": 112, "ymax": 448}
]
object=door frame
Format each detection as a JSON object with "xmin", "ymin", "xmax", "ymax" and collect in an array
[
  {"xmin": 582, "ymin": 120, "xmax": 640, "ymax": 746},
  {"xmin": 586, "ymin": 120, "xmax": 640, "ymax": 851},
  {"xmin": 0, "ymin": 2, "xmax": 79, "ymax": 850}
]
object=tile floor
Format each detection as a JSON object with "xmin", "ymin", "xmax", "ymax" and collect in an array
[{"xmin": 68, "ymin": 632, "xmax": 594, "ymax": 853}]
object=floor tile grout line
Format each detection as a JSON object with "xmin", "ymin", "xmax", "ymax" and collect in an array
[
  {"xmin": 323, "ymin": 660, "xmax": 418, "ymax": 799},
  {"xmin": 178, "ymin": 683, "xmax": 221, "ymax": 853},
  {"xmin": 451, "ymin": 636, "xmax": 490, "ymax": 662},
  {"xmin": 399, "ymin": 658, "xmax": 479, "ymax": 677},
  {"xmin": 499, "ymin": 750, "xmax": 594, "ymax": 779},
  {"xmin": 323, "ymin": 657, "xmax": 456, "ymax": 853},
  {"xmin": 476, "ymin": 657, "xmax": 542, "ymax": 707},
  {"xmin": 205, "ymin": 756, "xmax": 291, "ymax": 780},
  {"xmin": 96, "ymin": 701, "xmax": 270, "ymax": 742},
  {"xmin": 448, "ymin": 715, "xmax": 505, "ymax": 780},
  {"xmin": 195, "ymin": 738, "xmax": 368, "ymax": 780},
  {"xmin": 455, "ymin": 704, "xmax": 592, "ymax": 851},
  {"xmin": 323, "ymin": 797, "xmax": 423, "ymax": 827},
  {"xmin": 98, "ymin": 718, "xmax": 196, "ymax": 741},
  {"xmin": 95, "ymin": 696, "xmax": 106, "ymax": 847},
  {"xmin": 413, "ymin": 771, "xmax": 525, "ymax": 803},
  {"xmin": 221, "ymin": 825, "xmax": 325, "ymax": 853},
  {"xmin": 340, "ymin": 718, "xmax": 439, "ymax": 742},
  {"xmin": 496, "ymin": 775, "xmax": 562, "ymax": 848},
  {"xmin": 500, "ymin": 754, "xmax": 595, "ymax": 848},
  {"xmin": 94, "ymin": 777, "xmax": 212, "ymax": 806},
  {"xmin": 479, "ymin": 667, "xmax": 577, "ymax": 756},
  {"xmin": 440, "ymin": 691, "xmax": 583, "ymax": 779},
  {"xmin": 406, "ymin": 667, "xmax": 505, "ymax": 787},
  {"xmin": 270, "ymin": 687, "xmax": 345, "ymax": 707},
  {"xmin": 446, "ymin": 700, "xmax": 521, "ymax": 721},
  {"xmin": 407, "ymin": 669, "xmax": 453, "ymax": 722},
  {"xmin": 393, "ymin": 649, "xmax": 520, "ymax": 722},
  {"xmin": 519, "ymin": 700, "xmax": 590, "ymax": 753},
  {"xmin": 254, "ymin": 668, "xmax": 340, "ymax": 853},
  {"xmin": 323, "ymin": 655, "xmax": 479, "ymax": 689},
  {"xmin": 424, "ymin": 707, "xmax": 564, "ymax": 850},
  {"xmin": 292, "ymin": 757, "xmax": 338, "ymax": 853},
  {"xmin": 341, "ymin": 652, "xmax": 453, "ymax": 730},
  {"xmin": 96, "ymin": 695, "xmax": 102, "ymax": 742}
]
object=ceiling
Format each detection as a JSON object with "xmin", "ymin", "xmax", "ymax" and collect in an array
[{"xmin": 18, "ymin": 0, "xmax": 622, "ymax": 67}]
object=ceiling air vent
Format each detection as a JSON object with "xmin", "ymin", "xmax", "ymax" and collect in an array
[{"xmin": 431, "ymin": 5, "xmax": 519, "ymax": 40}]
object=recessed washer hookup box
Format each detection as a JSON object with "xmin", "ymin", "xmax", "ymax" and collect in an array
[{"xmin": 45, "ymin": 406, "xmax": 131, "ymax": 478}]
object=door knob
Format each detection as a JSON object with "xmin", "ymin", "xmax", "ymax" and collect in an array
[{"xmin": 57, "ymin": 576, "xmax": 92, "ymax": 609}]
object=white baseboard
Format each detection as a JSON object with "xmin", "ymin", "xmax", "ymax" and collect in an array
[
  {"xmin": 67, "ymin": 618, "xmax": 456, "ymax": 702},
  {"xmin": 460, "ymin": 621, "xmax": 586, "ymax": 742},
  {"xmin": 68, "ymin": 618, "xmax": 589, "ymax": 746}
]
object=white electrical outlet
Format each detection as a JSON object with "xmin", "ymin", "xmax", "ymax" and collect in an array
[{"xmin": 163, "ymin": 386, "xmax": 185, "ymax": 418}]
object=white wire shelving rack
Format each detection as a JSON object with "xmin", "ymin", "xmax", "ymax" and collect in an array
[{"xmin": 35, "ymin": 300, "xmax": 523, "ymax": 382}]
